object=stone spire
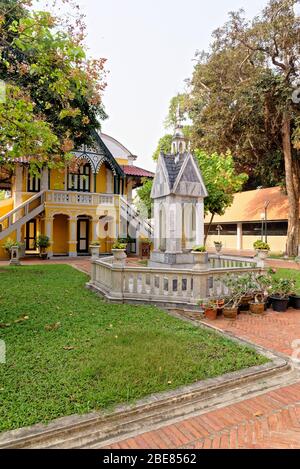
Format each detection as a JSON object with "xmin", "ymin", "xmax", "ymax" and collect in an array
[{"xmin": 171, "ymin": 104, "xmax": 187, "ymax": 155}]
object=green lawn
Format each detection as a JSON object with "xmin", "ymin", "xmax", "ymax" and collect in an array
[
  {"xmin": 0, "ymin": 265, "xmax": 267, "ymax": 432},
  {"xmin": 274, "ymin": 268, "xmax": 300, "ymax": 290}
]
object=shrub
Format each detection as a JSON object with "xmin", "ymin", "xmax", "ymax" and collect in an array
[
  {"xmin": 112, "ymin": 241, "xmax": 127, "ymax": 250},
  {"xmin": 192, "ymin": 245, "xmax": 207, "ymax": 252},
  {"xmin": 36, "ymin": 235, "xmax": 50, "ymax": 249},
  {"xmin": 3, "ymin": 238, "xmax": 23, "ymax": 253},
  {"xmin": 253, "ymin": 240, "xmax": 270, "ymax": 251}
]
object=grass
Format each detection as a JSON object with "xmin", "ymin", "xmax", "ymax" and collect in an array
[
  {"xmin": 0, "ymin": 265, "xmax": 267, "ymax": 433},
  {"xmin": 274, "ymin": 268, "xmax": 300, "ymax": 290}
]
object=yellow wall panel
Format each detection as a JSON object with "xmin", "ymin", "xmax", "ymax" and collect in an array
[
  {"xmin": 0, "ymin": 198, "xmax": 13, "ymax": 217},
  {"xmin": 53, "ymin": 214, "xmax": 68, "ymax": 254},
  {"xmin": 50, "ymin": 169, "xmax": 65, "ymax": 191},
  {"xmin": 96, "ymin": 165, "xmax": 107, "ymax": 193},
  {"xmin": 116, "ymin": 158, "xmax": 128, "ymax": 166}
]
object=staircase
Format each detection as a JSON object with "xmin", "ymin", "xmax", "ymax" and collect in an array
[
  {"xmin": 120, "ymin": 196, "xmax": 153, "ymax": 238},
  {"xmin": 0, "ymin": 191, "xmax": 45, "ymax": 241}
]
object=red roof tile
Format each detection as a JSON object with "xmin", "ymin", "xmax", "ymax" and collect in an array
[{"xmin": 121, "ymin": 165, "xmax": 154, "ymax": 178}]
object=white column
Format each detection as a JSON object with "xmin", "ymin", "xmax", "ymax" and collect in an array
[
  {"xmin": 92, "ymin": 218, "xmax": 99, "ymax": 242},
  {"xmin": 153, "ymin": 201, "xmax": 160, "ymax": 251},
  {"xmin": 106, "ymin": 168, "xmax": 113, "ymax": 193},
  {"xmin": 68, "ymin": 216, "xmax": 77, "ymax": 257},
  {"xmin": 44, "ymin": 216, "xmax": 54, "ymax": 257},
  {"xmin": 195, "ymin": 199, "xmax": 204, "ymax": 246},
  {"xmin": 237, "ymin": 223, "xmax": 243, "ymax": 251},
  {"xmin": 127, "ymin": 178, "xmax": 133, "ymax": 202}
]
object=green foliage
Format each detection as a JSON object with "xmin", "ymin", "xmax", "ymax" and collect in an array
[
  {"xmin": 112, "ymin": 241, "xmax": 127, "ymax": 250},
  {"xmin": 0, "ymin": 265, "xmax": 267, "ymax": 431},
  {"xmin": 195, "ymin": 150, "xmax": 248, "ymax": 217},
  {"xmin": 0, "ymin": 0, "xmax": 107, "ymax": 173},
  {"xmin": 135, "ymin": 177, "xmax": 153, "ymax": 218},
  {"xmin": 3, "ymin": 237, "xmax": 23, "ymax": 252},
  {"xmin": 192, "ymin": 245, "xmax": 207, "ymax": 252},
  {"xmin": 164, "ymin": 93, "xmax": 190, "ymax": 129},
  {"xmin": 35, "ymin": 235, "xmax": 50, "ymax": 249},
  {"xmin": 253, "ymin": 240, "xmax": 270, "ymax": 251},
  {"xmin": 269, "ymin": 277, "xmax": 295, "ymax": 299},
  {"xmin": 152, "ymin": 134, "xmax": 173, "ymax": 160}
]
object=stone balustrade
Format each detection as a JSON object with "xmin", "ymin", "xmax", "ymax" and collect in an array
[
  {"xmin": 45, "ymin": 190, "xmax": 115, "ymax": 206},
  {"xmin": 88, "ymin": 256, "xmax": 263, "ymax": 307}
]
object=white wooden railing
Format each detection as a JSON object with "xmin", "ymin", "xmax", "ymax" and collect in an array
[
  {"xmin": 89, "ymin": 256, "xmax": 262, "ymax": 306},
  {"xmin": 0, "ymin": 191, "xmax": 45, "ymax": 241},
  {"xmin": 45, "ymin": 190, "xmax": 115, "ymax": 206},
  {"xmin": 120, "ymin": 196, "xmax": 153, "ymax": 238}
]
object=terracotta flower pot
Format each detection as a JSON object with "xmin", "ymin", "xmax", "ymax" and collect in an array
[
  {"xmin": 204, "ymin": 308, "xmax": 217, "ymax": 320},
  {"xmin": 223, "ymin": 307, "xmax": 238, "ymax": 319},
  {"xmin": 249, "ymin": 302, "xmax": 265, "ymax": 315}
]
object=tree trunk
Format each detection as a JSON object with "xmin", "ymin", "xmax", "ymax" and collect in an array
[
  {"xmin": 204, "ymin": 213, "xmax": 215, "ymax": 245},
  {"xmin": 282, "ymin": 111, "xmax": 299, "ymax": 257}
]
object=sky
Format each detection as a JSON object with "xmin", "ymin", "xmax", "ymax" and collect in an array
[{"xmin": 36, "ymin": 0, "xmax": 269, "ymax": 171}]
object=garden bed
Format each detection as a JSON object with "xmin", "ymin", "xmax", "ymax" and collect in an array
[{"xmin": 0, "ymin": 265, "xmax": 267, "ymax": 433}]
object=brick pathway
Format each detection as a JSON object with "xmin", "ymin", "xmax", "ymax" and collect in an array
[
  {"xmin": 202, "ymin": 310, "xmax": 300, "ymax": 357},
  {"xmin": 105, "ymin": 383, "xmax": 300, "ymax": 449},
  {"xmin": 103, "ymin": 310, "xmax": 300, "ymax": 449}
]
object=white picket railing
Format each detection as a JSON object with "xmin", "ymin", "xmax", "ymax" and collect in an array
[
  {"xmin": 45, "ymin": 190, "xmax": 115, "ymax": 206},
  {"xmin": 0, "ymin": 191, "xmax": 45, "ymax": 241},
  {"xmin": 89, "ymin": 256, "xmax": 262, "ymax": 306}
]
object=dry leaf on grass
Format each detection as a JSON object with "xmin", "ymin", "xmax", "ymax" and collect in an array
[{"xmin": 45, "ymin": 322, "xmax": 61, "ymax": 331}]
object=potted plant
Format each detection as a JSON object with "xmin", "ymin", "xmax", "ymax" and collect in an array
[
  {"xmin": 199, "ymin": 299, "xmax": 217, "ymax": 320},
  {"xmin": 223, "ymin": 275, "xmax": 249, "ymax": 319},
  {"xmin": 4, "ymin": 238, "xmax": 23, "ymax": 255},
  {"xmin": 289, "ymin": 291, "xmax": 300, "ymax": 310},
  {"xmin": 249, "ymin": 292, "xmax": 265, "ymax": 315},
  {"xmin": 140, "ymin": 238, "xmax": 152, "ymax": 259},
  {"xmin": 269, "ymin": 277, "xmax": 296, "ymax": 312},
  {"xmin": 253, "ymin": 240, "xmax": 270, "ymax": 260},
  {"xmin": 192, "ymin": 245, "xmax": 208, "ymax": 265},
  {"xmin": 214, "ymin": 240, "xmax": 222, "ymax": 253},
  {"xmin": 90, "ymin": 241, "xmax": 100, "ymax": 259},
  {"xmin": 36, "ymin": 235, "xmax": 50, "ymax": 259},
  {"xmin": 111, "ymin": 239, "xmax": 127, "ymax": 262}
]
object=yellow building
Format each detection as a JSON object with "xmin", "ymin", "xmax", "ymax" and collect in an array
[
  {"xmin": 205, "ymin": 186, "xmax": 299, "ymax": 253},
  {"xmin": 0, "ymin": 132, "xmax": 153, "ymax": 259}
]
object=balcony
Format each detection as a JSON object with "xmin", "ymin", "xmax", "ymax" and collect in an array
[{"xmin": 45, "ymin": 190, "xmax": 116, "ymax": 206}]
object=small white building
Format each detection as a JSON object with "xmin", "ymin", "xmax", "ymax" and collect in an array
[{"xmin": 150, "ymin": 110, "xmax": 208, "ymax": 268}]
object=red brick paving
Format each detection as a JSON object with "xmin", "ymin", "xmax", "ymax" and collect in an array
[
  {"xmin": 105, "ymin": 384, "xmax": 300, "ymax": 449},
  {"xmin": 203, "ymin": 309, "xmax": 300, "ymax": 357}
]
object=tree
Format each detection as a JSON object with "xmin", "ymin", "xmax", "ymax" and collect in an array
[
  {"xmin": 0, "ymin": 0, "xmax": 107, "ymax": 176},
  {"xmin": 195, "ymin": 150, "xmax": 248, "ymax": 243},
  {"xmin": 135, "ymin": 178, "xmax": 153, "ymax": 219},
  {"xmin": 152, "ymin": 134, "xmax": 172, "ymax": 160},
  {"xmin": 189, "ymin": 0, "xmax": 300, "ymax": 255}
]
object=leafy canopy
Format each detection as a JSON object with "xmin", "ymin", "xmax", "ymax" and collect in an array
[{"xmin": 0, "ymin": 0, "xmax": 107, "ymax": 173}]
